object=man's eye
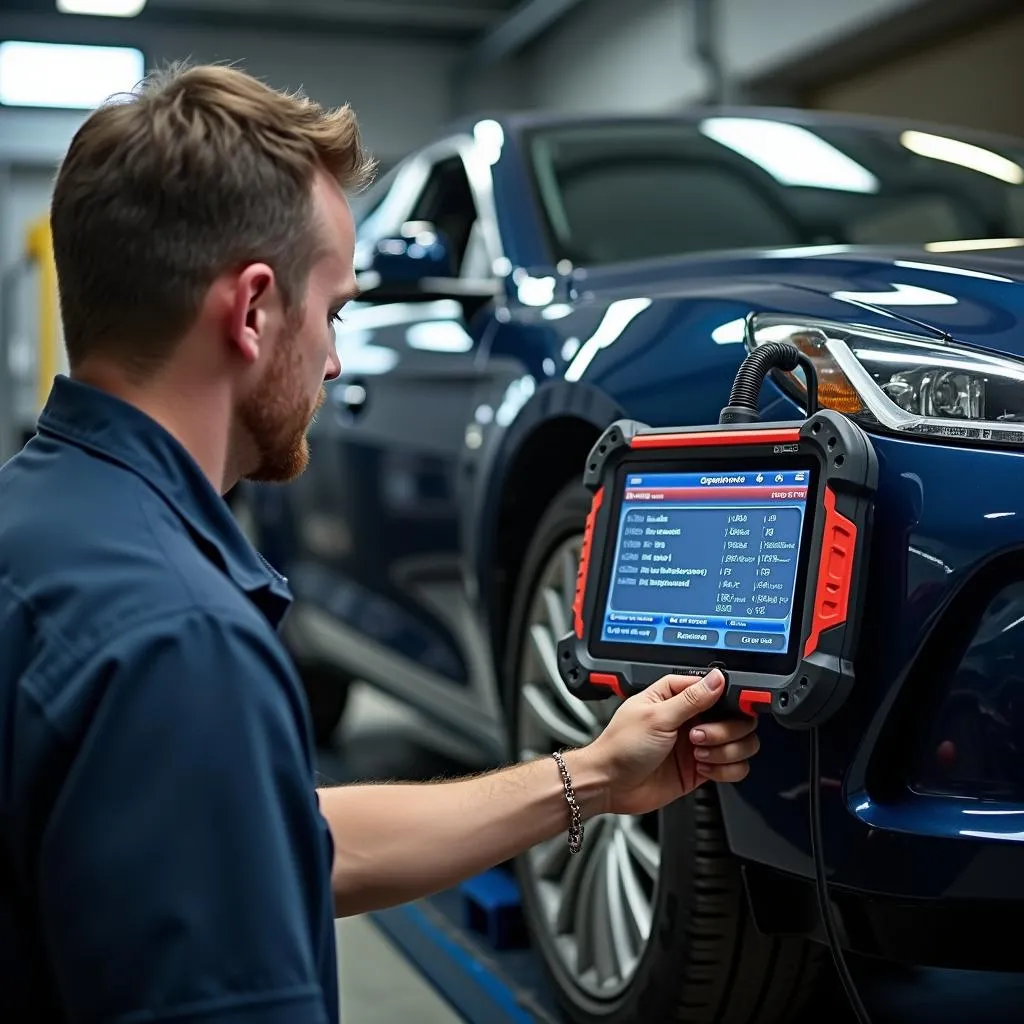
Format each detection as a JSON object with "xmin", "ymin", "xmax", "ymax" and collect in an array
[{"xmin": 330, "ymin": 312, "xmax": 346, "ymax": 326}]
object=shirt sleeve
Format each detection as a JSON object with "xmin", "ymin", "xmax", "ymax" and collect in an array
[{"xmin": 37, "ymin": 608, "xmax": 333, "ymax": 1024}]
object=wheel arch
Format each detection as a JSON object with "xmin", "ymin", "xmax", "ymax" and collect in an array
[{"xmin": 477, "ymin": 381, "xmax": 625, "ymax": 691}]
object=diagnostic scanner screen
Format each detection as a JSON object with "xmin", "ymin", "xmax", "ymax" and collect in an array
[{"xmin": 599, "ymin": 469, "xmax": 809, "ymax": 656}]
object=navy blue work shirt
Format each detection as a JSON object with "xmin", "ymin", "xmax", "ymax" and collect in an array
[{"xmin": 0, "ymin": 376, "xmax": 339, "ymax": 1023}]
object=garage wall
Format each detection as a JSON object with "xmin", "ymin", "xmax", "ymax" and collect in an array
[
  {"xmin": 806, "ymin": 8, "xmax": 1024, "ymax": 138},
  {"xmin": 0, "ymin": 12, "xmax": 519, "ymax": 167},
  {"xmin": 719, "ymin": 0, "xmax": 925, "ymax": 85},
  {"xmin": 523, "ymin": 0, "xmax": 701, "ymax": 115},
  {"xmin": 525, "ymin": 0, "xmax": 929, "ymax": 113}
]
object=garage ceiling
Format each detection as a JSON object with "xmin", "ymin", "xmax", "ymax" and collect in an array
[
  {"xmin": 0, "ymin": 0, "xmax": 567, "ymax": 43},
  {"xmin": 148, "ymin": 0, "xmax": 515, "ymax": 34}
]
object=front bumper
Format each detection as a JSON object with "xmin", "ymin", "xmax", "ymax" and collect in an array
[{"xmin": 719, "ymin": 414, "xmax": 1024, "ymax": 916}]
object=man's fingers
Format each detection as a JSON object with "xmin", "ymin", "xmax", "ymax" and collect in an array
[
  {"xmin": 656, "ymin": 669, "xmax": 726, "ymax": 726},
  {"xmin": 696, "ymin": 760, "xmax": 751, "ymax": 784},
  {"xmin": 693, "ymin": 734, "xmax": 761, "ymax": 765},
  {"xmin": 689, "ymin": 715, "xmax": 758, "ymax": 748}
]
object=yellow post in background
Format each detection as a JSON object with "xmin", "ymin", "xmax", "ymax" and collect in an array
[{"xmin": 23, "ymin": 214, "xmax": 59, "ymax": 411}]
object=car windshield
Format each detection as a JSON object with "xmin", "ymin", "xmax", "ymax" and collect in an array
[{"xmin": 525, "ymin": 116, "xmax": 1024, "ymax": 266}]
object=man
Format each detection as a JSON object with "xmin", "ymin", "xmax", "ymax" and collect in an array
[{"xmin": 0, "ymin": 64, "xmax": 760, "ymax": 1022}]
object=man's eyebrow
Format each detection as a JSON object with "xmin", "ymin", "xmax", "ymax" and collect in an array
[{"xmin": 335, "ymin": 286, "xmax": 361, "ymax": 306}]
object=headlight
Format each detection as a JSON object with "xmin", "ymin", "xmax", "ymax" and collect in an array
[{"xmin": 747, "ymin": 314, "xmax": 1024, "ymax": 446}]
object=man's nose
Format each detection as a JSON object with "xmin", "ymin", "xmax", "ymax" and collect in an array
[{"xmin": 324, "ymin": 348, "xmax": 342, "ymax": 381}]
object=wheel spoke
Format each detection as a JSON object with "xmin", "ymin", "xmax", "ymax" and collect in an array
[
  {"xmin": 522, "ymin": 682, "xmax": 592, "ymax": 749},
  {"xmin": 528, "ymin": 622, "xmax": 599, "ymax": 733},
  {"xmin": 555, "ymin": 816, "xmax": 606, "ymax": 934},
  {"xmin": 571, "ymin": 831, "xmax": 605, "ymax": 978},
  {"xmin": 613, "ymin": 827, "xmax": 653, "ymax": 943},
  {"xmin": 621, "ymin": 816, "xmax": 660, "ymax": 880},
  {"xmin": 583, "ymin": 844, "xmax": 619, "ymax": 987},
  {"xmin": 605, "ymin": 834, "xmax": 639, "ymax": 981},
  {"xmin": 542, "ymin": 585, "xmax": 569, "ymax": 645}
]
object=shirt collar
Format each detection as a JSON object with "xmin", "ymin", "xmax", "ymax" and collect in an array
[{"xmin": 36, "ymin": 375, "xmax": 292, "ymax": 626}]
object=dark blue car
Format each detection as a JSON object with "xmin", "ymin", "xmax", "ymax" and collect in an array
[{"xmin": 236, "ymin": 107, "xmax": 1024, "ymax": 1024}]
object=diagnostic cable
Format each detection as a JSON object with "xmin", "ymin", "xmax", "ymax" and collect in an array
[{"xmin": 556, "ymin": 335, "xmax": 876, "ymax": 1024}]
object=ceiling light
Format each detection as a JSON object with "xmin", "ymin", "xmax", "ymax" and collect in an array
[
  {"xmin": 0, "ymin": 41, "xmax": 145, "ymax": 109},
  {"xmin": 57, "ymin": 0, "xmax": 147, "ymax": 16}
]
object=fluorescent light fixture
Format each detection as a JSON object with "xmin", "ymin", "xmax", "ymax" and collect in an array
[
  {"xmin": 700, "ymin": 117, "xmax": 880, "ymax": 194},
  {"xmin": 57, "ymin": 0, "xmax": 147, "ymax": 15},
  {"xmin": 901, "ymin": 130, "xmax": 1024, "ymax": 185},
  {"xmin": 0, "ymin": 41, "xmax": 144, "ymax": 109}
]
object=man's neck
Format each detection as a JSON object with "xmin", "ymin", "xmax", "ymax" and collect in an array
[{"xmin": 70, "ymin": 361, "xmax": 235, "ymax": 494}]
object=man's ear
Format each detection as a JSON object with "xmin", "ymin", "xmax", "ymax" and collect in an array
[{"xmin": 228, "ymin": 262, "xmax": 277, "ymax": 364}]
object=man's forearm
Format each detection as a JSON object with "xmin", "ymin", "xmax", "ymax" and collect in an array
[{"xmin": 318, "ymin": 748, "xmax": 610, "ymax": 918}]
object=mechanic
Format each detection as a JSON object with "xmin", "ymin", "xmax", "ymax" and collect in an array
[{"xmin": 0, "ymin": 63, "xmax": 761, "ymax": 1023}]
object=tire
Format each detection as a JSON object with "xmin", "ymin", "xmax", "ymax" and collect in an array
[
  {"xmin": 300, "ymin": 663, "xmax": 352, "ymax": 747},
  {"xmin": 504, "ymin": 479, "xmax": 825, "ymax": 1024}
]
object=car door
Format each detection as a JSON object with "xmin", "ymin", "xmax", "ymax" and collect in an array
[{"xmin": 285, "ymin": 139, "xmax": 507, "ymax": 748}]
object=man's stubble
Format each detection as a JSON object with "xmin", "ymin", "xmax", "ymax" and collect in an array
[{"xmin": 238, "ymin": 323, "xmax": 326, "ymax": 484}]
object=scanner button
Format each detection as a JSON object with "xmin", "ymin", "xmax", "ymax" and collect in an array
[
  {"xmin": 589, "ymin": 672, "xmax": 625, "ymax": 699},
  {"xmin": 725, "ymin": 630, "xmax": 784, "ymax": 650},
  {"xmin": 603, "ymin": 624, "xmax": 657, "ymax": 641},
  {"xmin": 664, "ymin": 627, "xmax": 719, "ymax": 645},
  {"xmin": 738, "ymin": 689, "xmax": 772, "ymax": 716}
]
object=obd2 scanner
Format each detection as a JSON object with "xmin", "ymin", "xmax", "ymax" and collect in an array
[{"xmin": 556, "ymin": 340, "xmax": 878, "ymax": 728}]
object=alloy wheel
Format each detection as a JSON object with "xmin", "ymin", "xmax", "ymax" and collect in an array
[{"xmin": 515, "ymin": 533, "xmax": 662, "ymax": 1000}]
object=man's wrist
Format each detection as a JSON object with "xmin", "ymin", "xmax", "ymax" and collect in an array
[{"xmin": 559, "ymin": 744, "xmax": 612, "ymax": 820}]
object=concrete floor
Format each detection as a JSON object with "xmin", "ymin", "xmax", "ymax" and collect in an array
[
  {"xmin": 323, "ymin": 684, "xmax": 478, "ymax": 1024},
  {"xmin": 336, "ymin": 915, "xmax": 459, "ymax": 1024}
]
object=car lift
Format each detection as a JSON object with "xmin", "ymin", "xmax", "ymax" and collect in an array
[
  {"xmin": 0, "ymin": 212, "xmax": 64, "ymax": 462},
  {"xmin": 371, "ymin": 867, "xmax": 562, "ymax": 1024}
]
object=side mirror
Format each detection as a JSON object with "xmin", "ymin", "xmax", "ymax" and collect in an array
[
  {"xmin": 359, "ymin": 221, "xmax": 454, "ymax": 289},
  {"xmin": 356, "ymin": 221, "xmax": 501, "ymax": 305}
]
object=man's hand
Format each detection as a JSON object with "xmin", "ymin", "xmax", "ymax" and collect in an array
[
  {"xmin": 318, "ymin": 668, "xmax": 760, "ymax": 916},
  {"xmin": 578, "ymin": 669, "xmax": 760, "ymax": 817}
]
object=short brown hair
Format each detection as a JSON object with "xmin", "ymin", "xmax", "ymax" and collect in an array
[{"xmin": 50, "ymin": 62, "xmax": 376, "ymax": 373}]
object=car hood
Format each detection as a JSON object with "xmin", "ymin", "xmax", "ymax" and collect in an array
[{"xmin": 576, "ymin": 242, "xmax": 1024, "ymax": 358}]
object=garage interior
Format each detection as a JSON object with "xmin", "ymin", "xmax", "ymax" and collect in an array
[{"xmin": 3, "ymin": 0, "xmax": 1024, "ymax": 1022}]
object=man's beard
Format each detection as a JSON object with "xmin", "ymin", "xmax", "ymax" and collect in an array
[{"xmin": 238, "ymin": 335, "xmax": 326, "ymax": 484}]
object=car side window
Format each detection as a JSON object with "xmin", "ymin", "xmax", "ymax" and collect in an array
[{"xmin": 408, "ymin": 156, "xmax": 480, "ymax": 277}]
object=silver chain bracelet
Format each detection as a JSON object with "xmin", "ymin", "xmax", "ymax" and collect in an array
[{"xmin": 552, "ymin": 750, "xmax": 584, "ymax": 854}]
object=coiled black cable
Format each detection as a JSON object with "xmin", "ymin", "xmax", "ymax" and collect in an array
[
  {"xmin": 728, "ymin": 340, "xmax": 801, "ymax": 410},
  {"xmin": 720, "ymin": 340, "xmax": 817, "ymax": 423}
]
